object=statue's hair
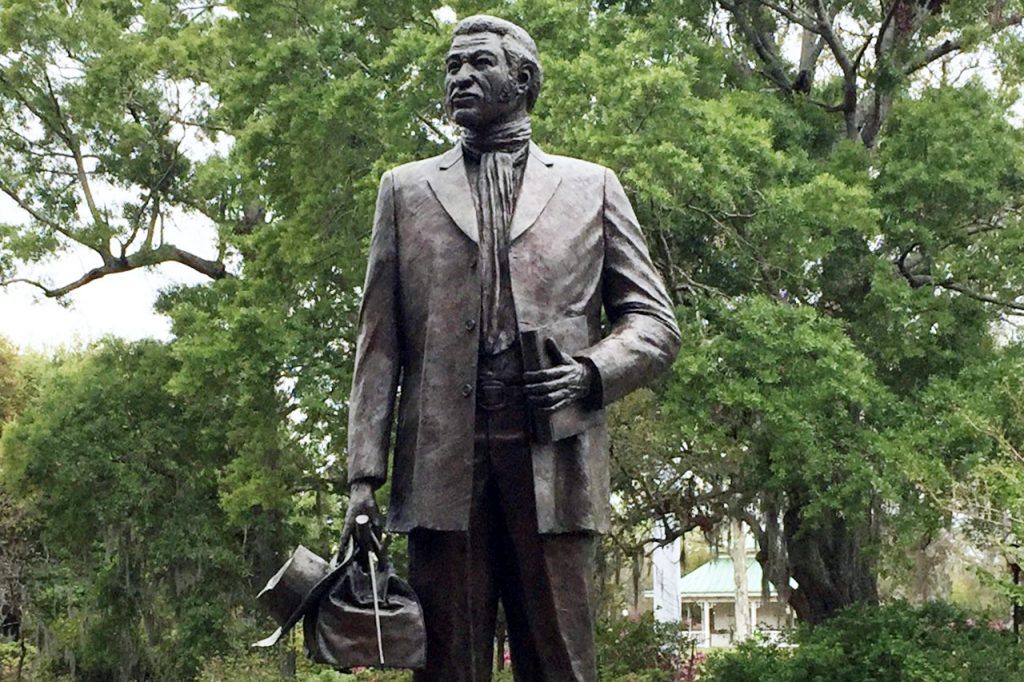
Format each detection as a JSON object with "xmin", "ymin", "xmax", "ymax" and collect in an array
[{"xmin": 452, "ymin": 15, "xmax": 543, "ymax": 112}]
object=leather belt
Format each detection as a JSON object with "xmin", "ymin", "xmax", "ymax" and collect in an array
[{"xmin": 476, "ymin": 378, "xmax": 525, "ymax": 411}]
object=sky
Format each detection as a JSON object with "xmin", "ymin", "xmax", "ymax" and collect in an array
[
  {"xmin": 0, "ymin": 194, "xmax": 217, "ymax": 352},
  {"xmin": 0, "ymin": 260, "xmax": 209, "ymax": 351}
]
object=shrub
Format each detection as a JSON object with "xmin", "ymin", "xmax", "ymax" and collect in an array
[
  {"xmin": 197, "ymin": 651, "xmax": 415, "ymax": 682},
  {"xmin": 701, "ymin": 601, "xmax": 1024, "ymax": 682},
  {"xmin": 595, "ymin": 613, "xmax": 703, "ymax": 681},
  {"xmin": 0, "ymin": 641, "xmax": 36, "ymax": 679}
]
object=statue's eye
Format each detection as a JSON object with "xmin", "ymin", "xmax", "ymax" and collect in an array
[{"xmin": 446, "ymin": 60, "xmax": 460, "ymax": 74}]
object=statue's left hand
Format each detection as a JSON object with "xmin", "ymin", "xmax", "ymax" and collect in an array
[
  {"xmin": 338, "ymin": 481, "xmax": 380, "ymax": 557},
  {"xmin": 523, "ymin": 338, "xmax": 594, "ymax": 411}
]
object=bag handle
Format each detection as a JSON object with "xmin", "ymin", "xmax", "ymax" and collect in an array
[{"xmin": 342, "ymin": 514, "xmax": 389, "ymax": 571}]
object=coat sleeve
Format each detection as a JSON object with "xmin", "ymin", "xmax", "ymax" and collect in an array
[
  {"xmin": 577, "ymin": 168, "xmax": 681, "ymax": 406},
  {"xmin": 346, "ymin": 171, "xmax": 400, "ymax": 487}
]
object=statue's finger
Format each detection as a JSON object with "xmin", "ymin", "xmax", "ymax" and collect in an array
[
  {"xmin": 523, "ymin": 366, "xmax": 572, "ymax": 383},
  {"xmin": 524, "ymin": 377, "xmax": 571, "ymax": 395},
  {"xmin": 544, "ymin": 337, "xmax": 574, "ymax": 366}
]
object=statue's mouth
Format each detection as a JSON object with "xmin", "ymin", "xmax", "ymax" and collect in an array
[{"xmin": 450, "ymin": 92, "xmax": 479, "ymax": 105}]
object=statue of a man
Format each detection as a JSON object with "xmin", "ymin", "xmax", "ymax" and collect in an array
[{"xmin": 340, "ymin": 15, "xmax": 680, "ymax": 680}]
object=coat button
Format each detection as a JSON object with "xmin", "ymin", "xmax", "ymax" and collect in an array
[
  {"xmin": 461, "ymin": 383, "xmax": 473, "ymax": 397},
  {"xmin": 464, "ymin": 319, "xmax": 476, "ymax": 331}
]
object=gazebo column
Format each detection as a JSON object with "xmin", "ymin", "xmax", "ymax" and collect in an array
[
  {"xmin": 750, "ymin": 601, "xmax": 758, "ymax": 633},
  {"xmin": 701, "ymin": 601, "xmax": 711, "ymax": 646}
]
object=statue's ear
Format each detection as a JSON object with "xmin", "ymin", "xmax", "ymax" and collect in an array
[{"xmin": 516, "ymin": 64, "xmax": 534, "ymax": 93}]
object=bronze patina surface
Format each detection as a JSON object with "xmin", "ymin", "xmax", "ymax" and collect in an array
[{"xmin": 339, "ymin": 15, "xmax": 681, "ymax": 681}]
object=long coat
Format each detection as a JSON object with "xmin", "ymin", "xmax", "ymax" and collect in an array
[{"xmin": 346, "ymin": 142, "xmax": 681, "ymax": 534}]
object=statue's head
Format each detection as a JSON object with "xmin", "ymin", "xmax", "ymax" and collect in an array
[{"xmin": 444, "ymin": 15, "xmax": 543, "ymax": 131}]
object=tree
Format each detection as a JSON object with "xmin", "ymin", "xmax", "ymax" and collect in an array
[
  {"xmin": 4, "ymin": 0, "xmax": 1024, "ymax": 638},
  {"xmin": 572, "ymin": 2, "xmax": 1024, "ymax": 623},
  {"xmin": 891, "ymin": 343, "xmax": 1024, "ymax": 630},
  {"xmin": 0, "ymin": 0, "xmax": 229, "ymax": 297},
  {"xmin": 717, "ymin": 1, "xmax": 1024, "ymax": 148},
  {"xmin": 0, "ymin": 340, "xmax": 250, "ymax": 681},
  {"xmin": 0, "ymin": 337, "xmax": 34, "ymax": 676}
]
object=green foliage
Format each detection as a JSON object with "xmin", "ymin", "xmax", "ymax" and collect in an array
[
  {"xmin": 888, "ymin": 342, "xmax": 1024, "ymax": 598},
  {"xmin": 0, "ymin": 339, "xmax": 247, "ymax": 681},
  {"xmin": 675, "ymin": 296, "xmax": 891, "ymax": 520},
  {"xmin": 595, "ymin": 613, "xmax": 695, "ymax": 681},
  {"xmin": 701, "ymin": 602, "xmax": 1024, "ymax": 682},
  {"xmin": 194, "ymin": 615, "xmax": 697, "ymax": 682},
  {"xmin": 0, "ymin": 336, "xmax": 41, "ymax": 431},
  {"xmin": 3, "ymin": 0, "xmax": 1024, "ymax": 676},
  {"xmin": 0, "ymin": 0, "xmax": 230, "ymax": 294},
  {"xmin": 198, "ymin": 648, "xmax": 414, "ymax": 681},
  {"xmin": 0, "ymin": 640, "xmax": 35, "ymax": 677}
]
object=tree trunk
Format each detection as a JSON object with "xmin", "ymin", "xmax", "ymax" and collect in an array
[
  {"xmin": 730, "ymin": 519, "xmax": 751, "ymax": 641},
  {"xmin": 631, "ymin": 547, "xmax": 643, "ymax": 614},
  {"xmin": 1012, "ymin": 562, "xmax": 1021, "ymax": 643},
  {"xmin": 781, "ymin": 506, "xmax": 879, "ymax": 624},
  {"xmin": 16, "ymin": 639, "xmax": 26, "ymax": 682}
]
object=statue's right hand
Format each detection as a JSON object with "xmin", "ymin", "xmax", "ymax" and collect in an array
[{"xmin": 338, "ymin": 480, "xmax": 380, "ymax": 557}]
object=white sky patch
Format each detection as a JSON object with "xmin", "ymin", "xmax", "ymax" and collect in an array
[
  {"xmin": 0, "ymin": 260, "xmax": 208, "ymax": 351},
  {"xmin": 433, "ymin": 6, "xmax": 456, "ymax": 25},
  {"xmin": 0, "ymin": 192, "xmax": 217, "ymax": 352}
]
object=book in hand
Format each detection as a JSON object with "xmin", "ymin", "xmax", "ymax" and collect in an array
[{"xmin": 521, "ymin": 316, "xmax": 604, "ymax": 444}]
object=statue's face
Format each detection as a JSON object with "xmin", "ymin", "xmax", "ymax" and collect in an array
[{"xmin": 444, "ymin": 32, "xmax": 525, "ymax": 130}]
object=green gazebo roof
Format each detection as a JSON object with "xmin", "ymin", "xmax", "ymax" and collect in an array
[{"xmin": 679, "ymin": 557, "xmax": 785, "ymax": 599}]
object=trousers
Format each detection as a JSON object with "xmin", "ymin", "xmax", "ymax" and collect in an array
[{"xmin": 408, "ymin": 363, "xmax": 597, "ymax": 682}]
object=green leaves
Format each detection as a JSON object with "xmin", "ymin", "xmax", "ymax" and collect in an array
[
  {"xmin": 672, "ymin": 297, "xmax": 891, "ymax": 518},
  {"xmin": 702, "ymin": 601, "xmax": 1024, "ymax": 682},
  {"xmin": 0, "ymin": 0, "xmax": 229, "ymax": 295},
  {"xmin": 0, "ymin": 339, "xmax": 248, "ymax": 680}
]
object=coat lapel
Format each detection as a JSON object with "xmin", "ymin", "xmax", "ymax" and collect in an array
[
  {"xmin": 427, "ymin": 143, "xmax": 478, "ymax": 243},
  {"xmin": 426, "ymin": 141, "xmax": 561, "ymax": 245},
  {"xmin": 509, "ymin": 142, "xmax": 560, "ymax": 243}
]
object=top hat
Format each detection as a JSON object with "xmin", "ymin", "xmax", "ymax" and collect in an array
[{"xmin": 256, "ymin": 545, "xmax": 330, "ymax": 629}]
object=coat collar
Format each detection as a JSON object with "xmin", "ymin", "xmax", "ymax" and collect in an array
[{"xmin": 428, "ymin": 141, "xmax": 561, "ymax": 244}]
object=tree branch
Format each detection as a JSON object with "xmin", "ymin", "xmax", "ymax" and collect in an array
[
  {"xmin": 142, "ymin": 196, "xmax": 160, "ymax": 251},
  {"xmin": 0, "ymin": 180, "xmax": 59, "ymax": 233},
  {"xmin": 851, "ymin": 36, "xmax": 873, "ymax": 73},
  {"xmin": 875, "ymin": 0, "xmax": 901, "ymax": 60},
  {"xmin": 0, "ymin": 177, "xmax": 107, "ymax": 259},
  {"xmin": 721, "ymin": 1, "xmax": 798, "ymax": 92},
  {"xmin": 813, "ymin": 0, "xmax": 854, "ymax": 75},
  {"xmin": 2, "ymin": 243, "xmax": 228, "ymax": 298},
  {"xmin": 807, "ymin": 98, "xmax": 848, "ymax": 112},
  {"xmin": 0, "ymin": 278, "xmax": 55, "ymax": 295},
  {"xmin": 757, "ymin": 0, "xmax": 821, "ymax": 31},
  {"xmin": 936, "ymin": 280, "xmax": 1024, "ymax": 313},
  {"xmin": 0, "ymin": 72, "xmax": 69, "ymax": 144},
  {"xmin": 149, "ymin": 244, "xmax": 228, "ymax": 279},
  {"xmin": 798, "ymin": 27, "xmax": 827, "ymax": 80},
  {"xmin": 905, "ymin": 13, "xmax": 1023, "ymax": 76}
]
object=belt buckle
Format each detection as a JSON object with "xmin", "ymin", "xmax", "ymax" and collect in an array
[{"xmin": 478, "ymin": 379, "xmax": 508, "ymax": 411}]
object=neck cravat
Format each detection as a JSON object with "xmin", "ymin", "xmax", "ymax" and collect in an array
[{"xmin": 462, "ymin": 119, "xmax": 531, "ymax": 355}]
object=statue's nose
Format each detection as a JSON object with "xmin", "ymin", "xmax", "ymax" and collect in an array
[{"xmin": 452, "ymin": 62, "xmax": 475, "ymax": 84}]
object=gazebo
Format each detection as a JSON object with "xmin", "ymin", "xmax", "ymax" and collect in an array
[{"xmin": 679, "ymin": 556, "xmax": 793, "ymax": 647}]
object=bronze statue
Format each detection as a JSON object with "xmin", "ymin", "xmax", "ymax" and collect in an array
[{"xmin": 339, "ymin": 15, "xmax": 681, "ymax": 681}]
